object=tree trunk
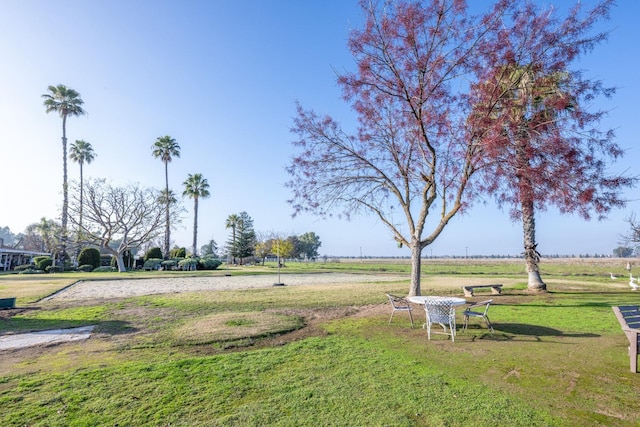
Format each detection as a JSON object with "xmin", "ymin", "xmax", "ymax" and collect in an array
[
  {"xmin": 515, "ymin": 131, "xmax": 546, "ymax": 292},
  {"xmin": 60, "ymin": 115, "xmax": 68, "ymax": 271},
  {"xmin": 192, "ymin": 197, "xmax": 198, "ymax": 256},
  {"xmin": 522, "ymin": 197, "xmax": 546, "ymax": 291},
  {"xmin": 164, "ymin": 160, "xmax": 170, "ymax": 259},
  {"xmin": 231, "ymin": 227, "xmax": 236, "ymax": 264},
  {"xmin": 115, "ymin": 253, "xmax": 126, "ymax": 272},
  {"xmin": 79, "ymin": 162, "xmax": 84, "ymax": 238},
  {"xmin": 102, "ymin": 245, "xmax": 127, "ymax": 273},
  {"xmin": 408, "ymin": 243, "xmax": 423, "ymax": 296}
]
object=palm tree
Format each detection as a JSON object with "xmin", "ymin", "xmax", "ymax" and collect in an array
[
  {"xmin": 225, "ymin": 213, "xmax": 240, "ymax": 264},
  {"xmin": 69, "ymin": 140, "xmax": 96, "ymax": 238},
  {"xmin": 151, "ymin": 136, "xmax": 180, "ymax": 258},
  {"xmin": 42, "ymin": 84, "xmax": 85, "ymax": 268},
  {"xmin": 483, "ymin": 64, "xmax": 571, "ymax": 291},
  {"xmin": 182, "ymin": 173, "xmax": 211, "ymax": 256},
  {"xmin": 157, "ymin": 189, "xmax": 178, "ymax": 206}
]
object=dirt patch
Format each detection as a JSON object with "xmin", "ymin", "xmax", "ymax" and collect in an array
[
  {"xmin": 181, "ymin": 305, "xmax": 375, "ymax": 357},
  {"xmin": 173, "ymin": 311, "xmax": 304, "ymax": 344},
  {"xmin": 0, "ymin": 307, "xmax": 32, "ymax": 320}
]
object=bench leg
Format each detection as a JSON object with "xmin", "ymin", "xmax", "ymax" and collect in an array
[
  {"xmin": 490, "ymin": 287, "xmax": 502, "ymax": 295},
  {"xmin": 463, "ymin": 288, "xmax": 473, "ymax": 298}
]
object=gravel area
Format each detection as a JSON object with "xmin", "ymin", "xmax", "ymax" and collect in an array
[{"xmin": 46, "ymin": 273, "xmax": 408, "ymax": 301}]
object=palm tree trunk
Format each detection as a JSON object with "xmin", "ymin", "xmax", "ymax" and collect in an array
[
  {"xmin": 79, "ymin": 162, "xmax": 84, "ymax": 238},
  {"xmin": 522, "ymin": 197, "xmax": 546, "ymax": 291},
  {"xmin": 164, "ymin": 160, "xmax": 170, "ymax": 259},
  {"xmin": 232, "ymin": 227, "xmax": 236, "ymax": 264},
  {"xmin": 60, "ymin": 115, "xmax": 68, "ymax": 270},
  {"xmin": 192, "ymin": 197, "xmax": 199, "ymax": 256},
  {"xmin": 517, "ymin": 137, "xmax": 546, "ymax": 292}
]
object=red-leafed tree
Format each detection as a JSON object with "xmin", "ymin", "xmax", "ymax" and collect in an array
[
  {"xmin": 287, "ymin": 0, "xmax": 513, "ymax": 296},
  {"xmin": 469, "ymin": 0, "xmax": 634, "ymax": 291},
  {"xmin": 287, "ymin": 0, "xmax": 633, "ymax": 296}
]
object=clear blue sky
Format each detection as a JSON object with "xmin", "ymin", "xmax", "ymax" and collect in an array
[{"xmin": 0, "ymin": 0, "xmax": 638, "ymax": 258}]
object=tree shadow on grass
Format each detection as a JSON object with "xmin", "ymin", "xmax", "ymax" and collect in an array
[
  {"xmin": 480, "ymin": 323, "xmax": 600, "ymax": 342},
  {"xmin": 494, "ymin": 301, "xmax": 619, "ymax": 308},
  {"xmin": 0, "ymin": 315, "xmax": 137, "ymax": 336}
]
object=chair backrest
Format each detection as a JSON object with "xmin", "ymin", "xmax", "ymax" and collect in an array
[
  {"xmin": 467, "ymin": 299, "xmax": 492, "ymax": 315},
  {"xmin": 424, "ymin": 300, "xmax": 455, "ymax": 324},
  {"xmin": 386, "ymin": 293, "xmax": 409, "ymax": 309}
]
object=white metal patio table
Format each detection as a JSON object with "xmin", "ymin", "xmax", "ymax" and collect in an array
[
  {"xmin": 407, "ymin": 296, "xmax": 466, "ymax": 306},
  {"xmin": 407, "ymin": 296, "xmax": 466, "ymax": 341}
]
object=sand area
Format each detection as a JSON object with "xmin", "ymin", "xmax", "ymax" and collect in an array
[{"xmin": 45, "ymin": 272, "xmax": 408, "ymax": 301}]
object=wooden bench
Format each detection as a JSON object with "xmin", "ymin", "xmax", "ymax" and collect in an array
[
  {"xmin": 612, "ymin": 305, "xmax": 640, "ymax": 373},
  {"xmin": 462, "ymin": 284, "xmax": 503, "ymax": 298}
]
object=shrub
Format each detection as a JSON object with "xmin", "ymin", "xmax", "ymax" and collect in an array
[
  {"xmin": 178, "ymin": 258, "xmax": 198, "ymax": 271},
  {"xmin": 143, "ymin": 258, "xmax": 162, "ymax": 271},
  {"xmin": 78, "ymin": 264, "xmax": 94, "ymax": 272},
  {"xmin": 170, "ymin": 247, "xmax": 186, "ymax": 258},
  {"xmin": 199, "ymin": 258, "xmax": 222, "ymax": 270},
  {"xmin": 34, "ymin": 256, "xmax": 53, "ymax": 271},
  {"xmin": 93, "ymin": 266, "xmax": 117, "ymax": 272},
  {"xmin": 78, "ymin": 247, "xmax": 101, "ymax": 269},
  {"xmin": 144, "ymin": 247, "xmax": 163, "ymax": 261},
  {"xmin": 14, "ymin": 264, "xmax": 36, "ymax": 271},
  {"xmin": 18, "ymin": 268, "xmax": 44, "ymax": 274},
  {"xmin": 161, "ymin": 260, "xmax": 177, "ymax": 270},
  {"xmin": 46, "ymin": 265, "xmax": 62, "ymax": 273}
]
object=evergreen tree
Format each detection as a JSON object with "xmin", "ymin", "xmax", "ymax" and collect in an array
[{"xmin": 225, "ymin": 211, "xmax": 256, "ymax": 264}]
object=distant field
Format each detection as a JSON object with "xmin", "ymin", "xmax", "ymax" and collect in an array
[{"xmin": 276, "ymin": 256, "xmax": 636, "ymax": 279}]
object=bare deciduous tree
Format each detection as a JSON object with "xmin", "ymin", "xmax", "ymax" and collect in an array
[{"xmin": 68, "ymin": 179, "xmax": 172, "ymax": 272}]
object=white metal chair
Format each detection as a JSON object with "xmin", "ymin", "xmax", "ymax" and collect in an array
[
  {"xmin": 386, "ymin": 293, "xmax": 414, "ymax": 328},
  {"xmin": 423, "ymin": 299, "xmax": 456, "ymax": 341},
  {"xmin": 462, "ymin": 299, "xmax": 494, "ymax": 335}
]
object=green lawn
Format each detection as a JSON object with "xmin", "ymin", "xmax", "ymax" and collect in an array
[{"xmin": 0, "ymin": 259, "xmax": 639, "ymax": 426}]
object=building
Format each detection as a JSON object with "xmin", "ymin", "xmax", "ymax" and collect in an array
[{"xmin": 0, "ymin": 239, "xmax": 50, "ymax": 271}]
